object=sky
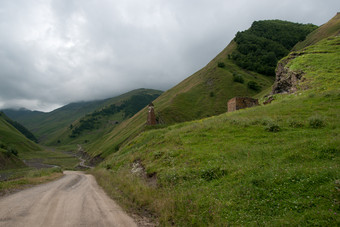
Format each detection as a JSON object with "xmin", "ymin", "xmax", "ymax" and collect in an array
[{"xmin": 0, "ymin": 0, "xmax": 339, "ymax": 112}]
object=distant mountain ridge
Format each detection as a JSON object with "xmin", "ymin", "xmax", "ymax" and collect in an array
[
  {"xmin": 47, "ymin": 89, "xmax": 162, "ymax": 148},
  {"xmin": 2, "ymin": 88, "xmax": 162, "ymax": 143}
]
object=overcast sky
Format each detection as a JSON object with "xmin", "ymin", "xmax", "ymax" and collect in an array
[{"xmin": 0, "ymin": 0, "xmax": 339, "ymax": 112}]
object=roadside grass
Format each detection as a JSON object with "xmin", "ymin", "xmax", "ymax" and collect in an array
[
  {"xmin": 0, "ymin": 167, "xmax": 63, "ymax": 196},
  {"xmin": 19, "ymin": 148, "xmax": 79, "ymax": 170},
  {"xmin": 92, "ymin": 90, "xmax": 340, "ymax": 226},
  {"xmin": 0, "ymin": 148, "xmax": 78, "ymax": 195}
]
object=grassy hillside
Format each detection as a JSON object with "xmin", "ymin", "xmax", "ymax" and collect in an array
[
  {"xmin": 293, "ymin": 12, "xmax": 340, "ymax": 51},
  {"xmin": 48, "ymin": 89, "xmax": 162, "ymax": 148},
  {"xmin": 90, "ymin": 22, "xmax": 340, "ymax": 225},
  {"xmin": 0, "ymin": 148, "xmax": 25, "ymax": 170},
  {"xmin": 1, "ymin": 114, "xmax": 38, "ymax": 143},
  {"xmin": 0, "ymin": 112, "xmax": 79, "ymax": 173},
  {"xmin": 0, "ymin": 112, "xmax": 41, "ymax": 170},
  {"xmin": 288, "ymin": 36, "xmax": 340, "ymax": 92},
  {"xmin": 84, "ymin": 19, "xmax": 317, "ymax": 158},
  {"xmin": 0, "ymin": 112, "xmax": 41, "ymax": 154}
]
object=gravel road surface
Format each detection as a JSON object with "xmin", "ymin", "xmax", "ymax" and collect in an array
[{"xmin": 0, "ymin": 171, "xmax": 137, "ymax": 227}]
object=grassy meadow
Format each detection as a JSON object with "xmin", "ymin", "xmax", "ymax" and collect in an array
[{"xmin": 92, "ymin": 90, "xmax": 340, "ymax": 225}]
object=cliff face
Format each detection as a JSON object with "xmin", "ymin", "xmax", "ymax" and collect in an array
[{"xmin": 271, "ymin": 53, "xmax": 305, "ymax": 94}]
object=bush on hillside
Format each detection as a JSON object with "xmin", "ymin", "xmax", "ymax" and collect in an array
[
  {"xmin": 217, "ymin": 62, "xmax": 225, "ymax": 68},
  {"xmin": 308, "ymin": 116, "xmax": 326, "ymax": 128},
  {"xmin": 233, "ymin": 74, "xmax": 244, "ymax": 83},
  {"xmin": 247, "ymin": 81, "xmax": 261, "ymax": 91},
  {"xmin": 4, "ymin": 147, "xmax": 18, "ymax": 157},
  {"xmin": 265, "ymin": 122, "xmax": 280, "ymax": 132},
  {"xmin": 288, "ymin": 119, "xmax": 304, "ymax": 128}
]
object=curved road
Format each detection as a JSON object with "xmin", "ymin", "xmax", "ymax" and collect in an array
[{"xmin": 0, "ymin": 171, "xmax": 137, "ymax": 227}]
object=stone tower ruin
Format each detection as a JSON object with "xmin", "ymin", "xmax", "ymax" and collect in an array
[
  {"xmin": 146, "ymin": 103, "xmax": 157, "ymax": 125},
  {"xmin": 228, "ymin": 97, "xmax": 259, "ymax": 112}
]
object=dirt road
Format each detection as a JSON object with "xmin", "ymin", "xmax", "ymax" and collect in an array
[{"xmin": 0, "ymin": 171, "xmax": 137, "ymax": 227}]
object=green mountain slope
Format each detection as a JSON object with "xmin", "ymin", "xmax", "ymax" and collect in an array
[
  {"xmin": 0, "ymin": 112, "xmax": 42, "ymax": 169},
  {"xmin": 1, "ymin": 114, "xmax": 38, "ymax": 143},
  {"xmin": 85, "ymin": 20, "xmax": 315, "ymax": 158},
  {"xmin": 3, "ymin": 88, "xmax": 162, "ymax": 144},
  {"xmin": 48, "ymin": 89, "xmax": 162, "ymax": 148},
  {"xmin": 293, "ymin": 12, "xmax": 340, "ymax": 51},
  {"xmin": 91, "ymin": 18, "xmax": 340, "ymax": 225}
]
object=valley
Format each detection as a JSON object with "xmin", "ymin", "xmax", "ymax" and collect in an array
[{"xmin": 0, "ymin": 13, "xmax": 339, "ymax": 226}]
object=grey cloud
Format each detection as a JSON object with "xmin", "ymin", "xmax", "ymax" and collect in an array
[{"xmin": 0, "ymin": 0, "xmax": 339, "ymax": 111}]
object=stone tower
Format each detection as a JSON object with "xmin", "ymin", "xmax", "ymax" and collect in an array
[{"xmin": 146, "ymin": 103, "xmax": 157, "ymax": 125}]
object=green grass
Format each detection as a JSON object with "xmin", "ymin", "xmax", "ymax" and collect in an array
[
  {"xmin": 0, "ymin": 167, "xmax": 63, "ymax": 196},
  {"xmin": 0, "ymin": 149, "xmax": 25, "ymax": 170},
  {"xmin": 288, "ymin": 36, "xmax": 340, "ymax": 92},
  {"xmin": 0, "ymin": 112, "xmax": 41, "ymax": 154},
  {"xmin": 20, "ymin": 149, "xmax": 80, "ymax": 170},
  {"xmin": 92, "ymin": 90, "xmax": 340, "ymax": 225}
]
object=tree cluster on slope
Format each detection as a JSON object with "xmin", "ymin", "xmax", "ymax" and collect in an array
[{"xmin": 231, "ymin": 20, "xmax": 317, "ymax": 76}]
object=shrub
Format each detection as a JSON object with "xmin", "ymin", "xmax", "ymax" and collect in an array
[
  {"xmin": 0, "ymin": 143, "xmax": 6, "ymax": 149},
  {"xmin": 265, "ymin": 123, "xmax": 280, "ymax": 132},
  {"xmin": 209, "ymin": 92, "xmax": 215, "ymax": 97},
  {"xmin": 263, "ymin": 119, "xmax": 280, "ymax": 132},
  {"xmin": 308, "ymin": 116, "xmax": 326, "ymax": 128},
  {"xmin": 6, "ymin": 147, "xmax": 18, "ymax": 156},
  {"xmin": 247, "ymin": 81, "xmax": 261, "ymax": 91},
  {"xmin": 233, "ymin": 74, "xmax": 244, "ymax": 83},
  {"xmin": 217, "ymin": 62, "xmax": 225, "ymax": 68},
  {"xmin": 288, "ymin": 119, "xmax": 304, "ymax": 128}
]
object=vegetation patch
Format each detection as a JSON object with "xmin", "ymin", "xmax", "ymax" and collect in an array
[
  {"xmin": 231, "ymin": 20, "xmax": 317, "ymax": 76},
  {"xmin": 0, "ymin": 167, "xmax": 63, "ymax": 196},
  {"xmin": 308, "ymin": 115, "xmax": 326, "ymax": 128}
]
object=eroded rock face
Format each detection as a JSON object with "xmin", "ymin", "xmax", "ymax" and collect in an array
[{"xmin": 271, "ymin": 54, "xmax": 305, "ymax": 94}]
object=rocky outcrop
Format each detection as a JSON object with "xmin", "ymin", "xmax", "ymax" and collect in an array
[{"xmin": 271, "ymin": 53, "xmax": 305, "ymax": 94}]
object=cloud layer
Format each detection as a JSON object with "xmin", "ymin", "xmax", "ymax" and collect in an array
[{"xmin": 1, "ymin": 0, "xmax": 339, "ymax": 111}]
